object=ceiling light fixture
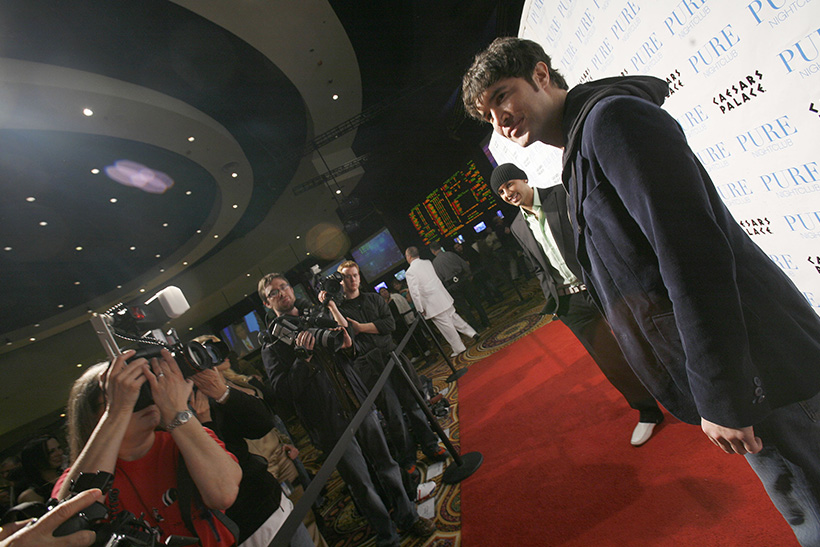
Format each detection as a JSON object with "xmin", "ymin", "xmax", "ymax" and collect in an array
[
  {"xmin": 155, "ymin": 254, "xmax": 160, "ymax": 258},
  {"xmin": 91, "ymin": 168, "xmax": 100, "ymax": 175},
  {"xmin": 129, "ymin": 246, "xmax": 136, "ymax": 251},
  {"xmin": 196, "ymin": 230, "xmax": 201, "ymax": 234},
  {"xmin": 3, "ymin": 247, "xmax": 11, "ymax": 252},
  {"xmin": 74, "ymin": 281, "xmax": 80, "ymax": 285},
  {"xmin": 296, "ymin": 235, "xmax": 301, "ymax": 240},
  {"xmin": 336, "ymin": 189, "xmax": 342, "ymax": 194},
  {"xmin": 58, "ymin": 304, "xmax": 64, "ymax": 308},
  {"xmin": 29, "ymin": 337, "xmax": 36, "ymax": 342},
  {"xmin": 116, "ymin": 285, "xmax": 122, "ymax": 289},
  {"xmin": 110, "ymin": 198, "xmax": 117, "ymax": 203},
  {"xmin": 76, "ymin": 364, "xmax": 82, "ymax": 368},
  {"xmin": 232, "ymin": 204, "xmax": 238, "ymax": 209},
  {"xmin": 75, "ymin": 246, "xmax": 83, "ymax": 251},
  {"xmin": 231, "ymin": 172, "xmax": 238, "ymax": 178},
  {"xmin": 39, "ymin": 221, "xmax": 48, "ymax": 226},
  {"xmin": 162, "ymin": 223, "xmax": 168, "ymax": 227},
  {"xmin": 332, "ymin": 94, "xmax": 339, "ymax": 100},
  {"xmin": 183, "ymin": 261, "xmax": 188, "ymax": 266},
  {"xmin": 213, "ymin": 234, "xmax": 219, "ymax": 239},
  {"xmin": 188, "ymin": 136, "xmax": 195, "ymax": 142},
  {"xmin": 186, "ymin": 190, "xmax": 192, "ymax": 195},
  {"xmin": 140, "ymin": 288, "xmax": 145, "ymax": 293},
  {"xmin": 82, "ymin": 108, "xmax": 93, "ymax": 116},
  {"xmin": 26, "ymin": 197, "xmax": 35, "ymax": 202}
]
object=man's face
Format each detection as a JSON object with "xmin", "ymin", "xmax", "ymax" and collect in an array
[
  {"xmin": 264, "ymin": 278, "xmax": 295, "ymax": 315},
  {"xmin": 379, "ymin": 288, "xmax": 390, "ymax": 302},
  {"xmin": 475, "ymin": 64, "xmax": 559, "ymax": 148},
  {"xmin": 497, "ymin": 178, "xmax": 534, "ymax": 209},
  {"xmin": 340, "ymin": 266, "xmax": 360, "ymax": 294}
]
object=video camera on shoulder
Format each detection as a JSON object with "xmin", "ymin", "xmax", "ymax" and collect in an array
[
  {"xmin": 90, "ymin": 287, "xmax": 229, "ymax": 411},
  {"xmin": 51, "ymin": 471, "xmax": 198, "ymax": 547},
  {"xmin": 262, "ymin": 299, "xmax": 345, "ymax": 359}
]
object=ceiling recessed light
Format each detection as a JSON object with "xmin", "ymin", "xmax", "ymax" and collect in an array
[
  {"xmin": 306, "ymin": 252, "xmax": 311, "ymax": 256},
  {"xmin": 162, "ymin": 223, "xmax": 168, "ymax": 227},
  {"xmin": 129, "ymin": 246, "xmax": 136, "ymax": 251},
  {"xmin": 335, "ymin": 189, "xmax": 342, "ymax": 194},
  {"xmin": 213, "ymin": 234, "xmax": 219, "ymax": 239},
  {"xmin": 91, "ymin": 168, "xmax": 100, "ymax": 175},
  {"xmin": 183, "ymin": 261, "xmax": 188, "ymax": 266},
  {"xmin": 160, "ymin": 268, "xmax": 165, "ymax": 273},
  {"xmin": 188, "ymin": 327, "xmax": 193, "ymax": 331},
  {"xmin": 5, "ymin": 341, "xmax": 11, "ymax": 346},
  {"xmin": 116, "ymin": 285, "xmax": 122, "ymax": 289},
  {"xmin": 58, "ymin": 304, "xmax": 64, "ymax": 308},
  {"xmin": 29, "ymin": 337, "xmax": 36, "ymax": 342},
  {"xmin": 76, "ymin": 363, "xmax": 82, "ymax": 368},
  {"xmin": 246, "ymin": 273, "xmax": 250, "ymax": 277},
  {"xmin": 110, "ymin": 198, "xmax": 117, "ymax": 203},
  {"xmin": 3, "ymin": 247, "xmax": 11, "ymax": 252},
  {"xmin": 39, "ymin": 221, "xmax": 48, "ymax": 226},
  {"xmin": 231, "ymin": 172, "xmax": 238, "ymax": 178},
  {"xmin": 82, "ymin": 108, "xmax": 93, "ymax": 116},
  {"xmin": 296, "ymin": 235, "xmax": 301, "ymax": 240},
  {"xmin": 139, "ymin": 288, "xmax": 145, "ymax": 293},
  {"xmin": 75, "ymin": 246, "xmax": 83, "ymax": 251},
  {"xmin": 196, "ymin": 230, "xmax": 201, "ymax": 234},
  {"xmin": 232, "ymin": 204, "xmax": 238, "ymax": 209},
  {"xmin": 26, "ymin": 196, "xmax": 35, "ymax": 202},
  {"xmin": 34, "ymin": 324, "xmax": 40, "ymax": 327},
  {"xmin": 186, "ymin": 190, "xmax": 192, "ymax": 195},
  {"xmin": 332, "ymin": 94, "xmax": 339, "ymax": 100},
  {"xmin": 188, "ymin": 136, "xmax": 195, "ymax": 142},
  {"xmin": 74, "ymin": 281, "xmax": 80, "ymax": 285}
]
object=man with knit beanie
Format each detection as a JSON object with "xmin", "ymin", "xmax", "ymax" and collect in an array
[{"xmin": 490, "ymin": 163, "xmax": 663, "ymax": 446}]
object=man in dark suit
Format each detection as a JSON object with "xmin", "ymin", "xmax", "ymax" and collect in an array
[{"xmin": 490, "ymin": 163, "xmax": 663, "ymax": 446}]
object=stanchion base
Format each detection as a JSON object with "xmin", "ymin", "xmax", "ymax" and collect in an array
[
  {"xmin": 446, "ymin": 368, "xmax": 468, "ymax": 383},
  {"xmin": 442, "ymin": 451, "xmax": 483, "ymax": 484}
]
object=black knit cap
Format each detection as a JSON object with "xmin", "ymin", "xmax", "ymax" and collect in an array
[{"xmin": 490, "ymin": 163, "xmax": 528, "ymax": 194}]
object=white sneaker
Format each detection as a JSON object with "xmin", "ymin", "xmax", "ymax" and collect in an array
[{"xmin": 630, "ymin": 422, "xmax": 657, "ymax": 446}]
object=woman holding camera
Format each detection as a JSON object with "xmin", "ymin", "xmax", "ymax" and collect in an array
[{"xmin": 54, "ymin": 349, "xmax": 241, "ymax": 546}]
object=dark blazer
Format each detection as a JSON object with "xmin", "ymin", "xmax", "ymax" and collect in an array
[
  {"xmin": 562, "ymin": 84, "xmax": 820, "ymax": 427},
  {"xmin": 509, "ymin": 185, "xmax": 582, "ymax": 315}
]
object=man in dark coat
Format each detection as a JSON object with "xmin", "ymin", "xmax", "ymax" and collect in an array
[
  {"xmin": 463, "ymin": 37, "xmax": 820, "ymax": 544},
  {"xmin": 489, "ymin": 162, "xmax": 663, "ymax": 446}
]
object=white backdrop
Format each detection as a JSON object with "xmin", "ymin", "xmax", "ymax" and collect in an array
[{"xmin": 489, "ymin": 0, "xmax": 820, "ymax": 312}]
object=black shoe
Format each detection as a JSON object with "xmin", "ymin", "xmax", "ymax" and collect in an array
[{"xmin": 402, "ymin": 465, "xmax": 421, "ymax": 501}]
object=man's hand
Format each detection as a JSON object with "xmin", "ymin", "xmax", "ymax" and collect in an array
[
  {"xmin": 701, "ymin": 418, "xmax": 763, "ymax": 455},
  {"xmin": 0, "ymin": 489, "xmax": 102, "ymax": 547},
  {"xmin": 295, "ymin": 331, "xmax": 316, "ymax": 361},
  {"xmin": 283, "ymin": 444, "xmax": 299, "ymax": 460},
  {"xmin": 189, "ymin": 389, "xmax": 212, "ymax": 424},
  {"xmin": 347, "ymin": 318, "xmax": 363, "ymax": 334},
  {"xmin": 191, "ymin": 368, "xmax": 228, "ymax": 400},
  {"xmin": 337, "ymin": 327, "xmax": 353, "ymax": 349}
]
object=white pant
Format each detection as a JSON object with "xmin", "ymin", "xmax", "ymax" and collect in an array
[{"xmin": 429, "ymin": 306, "xmax": 476, "ymax": 355}]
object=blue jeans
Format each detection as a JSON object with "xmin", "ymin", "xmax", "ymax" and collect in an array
[{"xmin": 746, "ymin": 390, "xmax": 820, "ymax": 546}]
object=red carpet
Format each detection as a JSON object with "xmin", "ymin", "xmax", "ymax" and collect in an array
[{"xmin": 459, "ymin": 320, "xmax": 797, "ymax": 546}]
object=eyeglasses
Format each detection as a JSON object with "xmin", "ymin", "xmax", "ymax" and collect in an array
[{"xmin": 265, "ymin": 283, "xmax": 290, "ymax": 300}]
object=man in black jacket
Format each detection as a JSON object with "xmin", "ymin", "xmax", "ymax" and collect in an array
[
  {"xmin": 490, "ymin": 163, "xmax": 663, "ymax": 446},
  {"xmin": 258, "ymin": 273, "xmax": 435, "ymax": 547},
  {"xmin": 325, "ymin": 260, "xmax": 447, "ymax": 466}
]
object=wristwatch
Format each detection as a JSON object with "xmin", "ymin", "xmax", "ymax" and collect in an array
[{"xmin": 166, "ymin": 409, "xmax": 194, "ymax": 432}]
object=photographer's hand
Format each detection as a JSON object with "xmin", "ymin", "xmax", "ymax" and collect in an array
[
  {"xmin": 191, "ymin": 368, "xmax": 229, "ymax": 402},
  {"xmin": 295, "ymin": 330, "xmax": 316, "ymax": 362},
  {"xmin": 335, "ymin": 327, "xmax": 353, "ymax": 350},
  {"xmin": 0, "ymin": 489, "xmax": 101, "ymax": 547},
  {"xmin": 319, "ymin": 293, "xmax": 348, "ymax": 328},
  {"xmin": 144, "ymin": 349, "xmax": 194, "ymax": 426},
  {"xmin": 102, "ymin": 350, "xmax": 150, "ymax": 418}
]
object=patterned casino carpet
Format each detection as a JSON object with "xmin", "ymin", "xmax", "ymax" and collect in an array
[{"xmin": 286, "ymin": 277, "xmax": 551, "ymax": 547}]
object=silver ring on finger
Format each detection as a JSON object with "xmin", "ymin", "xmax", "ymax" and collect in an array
[{"xmin": 157, "ymin": 373, "xmax": 165, "ymax": 378}]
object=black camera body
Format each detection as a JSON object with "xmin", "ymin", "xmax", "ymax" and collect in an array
[
  {"xmin": 267, "ymin": 302, "xmax": 344, "ymax": 359},
  {"xmin": 126, "ymin": 338, "xmax": 228, "ymax": 412},
  {"xmin": 52, "ymin": 472, "xmax": 197, "ymax": 547},
  {"xmin": 317, "ymin": 271, "xmax": 345, "ymax": 304}
]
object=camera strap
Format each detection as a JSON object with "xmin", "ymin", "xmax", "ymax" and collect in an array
[{"xmin": 177, "ymin": 457, "xmax": 240, "ymax": 546}]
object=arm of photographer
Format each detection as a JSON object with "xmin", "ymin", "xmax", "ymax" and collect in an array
[
  {"xmin": 56, "ymin": 350, "xmax": 150, "ymax": 500},
  {"xmin": 145, "ymin": 350, "xmax": 241, "ymax": 511}
]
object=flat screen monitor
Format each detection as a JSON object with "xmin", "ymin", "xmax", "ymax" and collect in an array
[
  {"xmin": 394, "ymin": 269, "xmax": 407, "ymax": 281},
  {"xmin": 454, "ymin": 234, "xmax": 465, "ymax": 244},
  {"xmin": 221, "ymin": 310, "xmax": 264, "ymax": 358},
  {"xmin": 350, "ymin": 228, "xmax": 405, "ymax": 282},
  {"xmin": 374, "ymin": 281, "xmax": 388, "ymax": 293},
  {"xmin": 473, "ymin": 221, "xmax": 487, "ymax": 233},
  {"xmin": 496, "ymin": 210, "xmax": 504, "ymax": 218}
]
